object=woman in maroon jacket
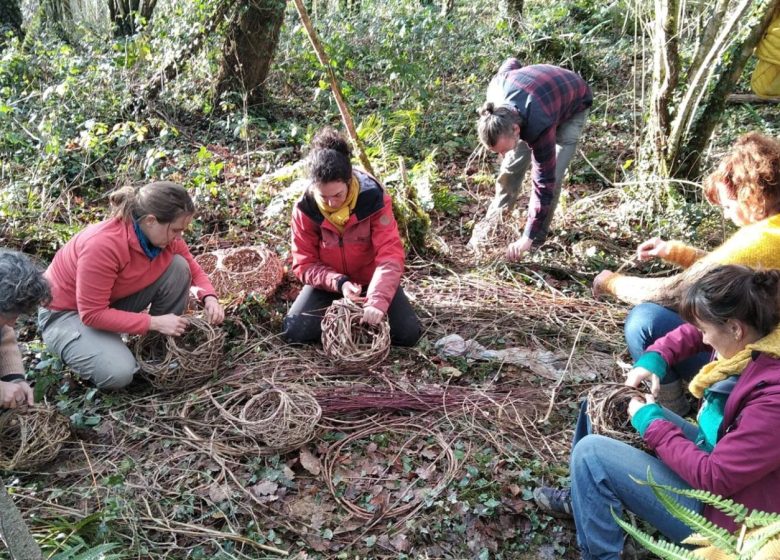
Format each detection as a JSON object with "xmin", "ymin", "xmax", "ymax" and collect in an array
[
  {"xmin": 535, "ymin": 265, "xmax": 780, "ymax": 559},
  {"xmin": 283, "ymin": 128, "xmax": 421, "ymax": 346}
]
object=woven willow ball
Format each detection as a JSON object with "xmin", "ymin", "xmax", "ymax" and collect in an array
[
  {"xmin": 585, "ymin": 383, "xmax": 645, "ymax": 445},
  {"xmin": 194, "ymin": 253, "xmax": 228, "ymax": 295},
  {"xmin": 0, "ymin": 406, "xmax": 70, "ymax": 471},
  {"xmin": 221, "ymin": 246, "xmax": 284, "ymax": 299},
  {"xmin": 238, "ymin": 385, "xmax": 321, "ymax": 449},
  {"xmin": 134, "ymin": 316, "xmax": 225, "ymax": 391},
  {"xmin": 321, "ymin": 299, "xmax": 391, "ymax": 371}
]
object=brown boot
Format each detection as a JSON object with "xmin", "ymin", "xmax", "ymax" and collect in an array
[{"xmin": 656, "ymin": 379, "xmax": 690, "ymax": 417}]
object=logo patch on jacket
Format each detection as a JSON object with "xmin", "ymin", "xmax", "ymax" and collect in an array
[{"xmin": 379, "ymin": 215, "xmax": 391, "ymax": 226}]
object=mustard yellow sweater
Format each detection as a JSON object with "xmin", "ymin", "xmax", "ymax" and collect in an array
[{"xmin": 605, "ymin": 214, "xmax": 780, "ymax": 304}]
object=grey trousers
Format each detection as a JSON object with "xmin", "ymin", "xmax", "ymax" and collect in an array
[
  {"xmin": 39, "ymin": 255, "xmax": 191, "ymax": 389},
  {"xmin": 485, "ymin": 108, "xmax": 590, "ymax": 241}
]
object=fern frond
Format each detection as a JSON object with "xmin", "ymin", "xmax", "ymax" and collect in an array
[
  {"xmin": 751, "ymin": 535, "xmax": 780, "ymax": 560},
  {"xmin": 740, "ymin": 521, "xmax": 780, "ymax": 558},
  {"xmin": 612, "ymin": 508, "xmax": 702, "ymax": 560},
  {"xmin": 743, "ymin": 510, "xmax": 780, "ymax": 530},
  {"xmin": 640, "ymin": 470, "xmax": 738, "ymax": 552}
]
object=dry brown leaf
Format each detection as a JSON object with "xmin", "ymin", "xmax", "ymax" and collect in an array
[
  {"xmin": 207, "ymin": 482, "xmax": 230, "ymax": 503},
  {"xmin": 300, "ymin": 447, "xmax": 322, "ymax": 476},
  {"xmin": 250, "ymin": 480, "xmax": 279, "ymax": 497}
]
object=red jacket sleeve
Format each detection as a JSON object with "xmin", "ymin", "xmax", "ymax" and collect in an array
[
  {"xmin": 172, "ymin": 239, "xmax": 217, "ymax": 301},
  {"xmin": 76, "ymin": 240, "xmax": 152, "ymax": 334},
  {"xmin": 645, "ymin": 385, "xmax": 780, "ymax": 497},
  {"xmin": 365, "ymin": 196, "xmax": 405, "ymax": 313},
  {"xmin": 290, "ymin": 207, "xmax": 343, "ymax": 293},
  {"xmin": 646, "ymin": 323, "xmax": 713, "ymax": 367}
]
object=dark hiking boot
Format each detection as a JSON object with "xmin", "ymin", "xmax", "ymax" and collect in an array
[{"xmin": 533, "ymin": 486, "xmax": 573, "ymax": 518}]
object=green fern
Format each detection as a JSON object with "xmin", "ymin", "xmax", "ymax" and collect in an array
[
  {"xmin": 739, "ymin": 520, "xmax": 780, "ymax": 557},
  {"xmin": 743, "ymin": 511, "xmax": 780, "ymax": 530},
  {"xmin": 612, "ymin": 510, "xmax": 701, "ymax": 560},
  {"xmin": 50, "ymin": 542, "xmax": 123, "ymax": 560}
]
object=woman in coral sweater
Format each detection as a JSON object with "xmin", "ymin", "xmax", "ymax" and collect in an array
[
  {"xmin": 594, "ymin": 132, "xmax": 780, "ymax": 413},
  {"xmin": 40, "ymin": 181, "xmax": 224, "ymax": 389}
]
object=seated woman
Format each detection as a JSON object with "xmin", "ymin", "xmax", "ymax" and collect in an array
[
  {"xmin": 39, "ymin": 181, "xmax": 225, "ymax": 390},
  {"xmin": 536, "ymin": 264, "xmax": 780, "ymax": 559},
  {"xmin": 594, "ymin": 132, "xmax": 780, "ymax": 413},
  {"xmin": 283, "ymin": 128, "xmax": 421, "ymax": 347},
  {"xmin": 0, "ymin": 250, "xmax": 51, "ymax": 408}
]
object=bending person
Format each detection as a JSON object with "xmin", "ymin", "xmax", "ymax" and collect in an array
[
  {"xmin": 39, "ymin": 181, "xmax": 224, "ymax": 390},
  {"xmin": 469, "ymin": 58, "xmax": 592, "ymax": 260},
  {"xmin": 594, "ymin": 132, "xmax": 780, "ymax": 413},
  {"xmin": 283, "ymin": 128, "xmax": 421, "ymax": 347},
  {"xmin": 536, "ymin": 264, "xmax": 780, "ymax": 558},
  {"xmin": 0, "ymin": 250, "xmax": 50, "ymax": 408}
]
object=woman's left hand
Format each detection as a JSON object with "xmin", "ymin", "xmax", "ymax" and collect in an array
[
  {"xmin": 506, "ymin": 237, "xmax": 533, "ymax": 261},
  {"xmin": 204, "ymin": 296, "xmax": 225, "ymax": 325},
  {"xmin": 361, "ymin": 305, "xmax": 385, "ymax": 325},
  {"xmin": 628, "ymin": 394, "xmax": 654, "ymax": 418}
]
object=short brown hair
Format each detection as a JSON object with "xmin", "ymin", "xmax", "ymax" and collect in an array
[{"xmin": 703, "ymin": 133, "xmax": 780, "ymax": 222}]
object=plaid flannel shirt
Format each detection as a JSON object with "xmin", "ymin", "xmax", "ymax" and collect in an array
[{"xmin": 487, "ymin": 59, "xmax": 592, "ymax": 241}]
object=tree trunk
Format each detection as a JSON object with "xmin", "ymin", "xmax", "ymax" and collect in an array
[
  {"xmin": 41, "ymin": 0, "xmax": 72, "ymax": 39},
  {"xmin": 213, "ymin": 0, "xmax": 287, "ymax": 107},
  {"xmin": 108, "ymin": 0, "xmax": 158, "ymax": 37},
  {"xmin": 0, "ymin": 478, "xmax": 43, "ymax": 560},
  {"xmin": 0, "ymin": 0, "xmax": 23, "ymax": 40},
  {"xmin": 673, "ymin": 0, "xmax": 780, "ymax": 179},
  {"xmin": 499, "ymin": 0, "xmax": 523, "ymax": 27}
]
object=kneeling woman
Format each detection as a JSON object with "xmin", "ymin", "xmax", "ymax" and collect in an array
[
  {"xmin": 40, "ymin": 181, "xmax": 225, "ymax": 390},
  {"xmin": 283, "ymin": 128, "xmax": 421, "ymax": 346},
  {"xmin": 540, "ymin": 265, "xmax": 780, "ymax": 559}
]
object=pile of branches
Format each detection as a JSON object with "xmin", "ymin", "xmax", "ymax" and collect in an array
[{"xmin": 0, "ymin": 406, "xmax": 70, "ymax": 470}]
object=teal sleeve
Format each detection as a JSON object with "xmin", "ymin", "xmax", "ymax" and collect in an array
[
  {"xmin": 634, "ymin": 351, "xmax": 668, "ymax": 381},
  {"xmin": 631, "ymin": 403, "xmax": 666, "ymax": 437}
]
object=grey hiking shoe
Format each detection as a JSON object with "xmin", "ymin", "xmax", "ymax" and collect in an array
[{"xmin": 533, "ymin": 486, "xmax": 573, "ymax": 518}]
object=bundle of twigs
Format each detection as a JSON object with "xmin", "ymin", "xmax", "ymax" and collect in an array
[
  {"xmin": 585, "ymin": 383, "xmax": 646, "ymax": 445},
  {"xmin": 178, "ymin": 381, "xmax": 321, "ymax": 457},
  {"xmin": 134, "ymin": 316, "xmax": 225, "ymax": 391},
  {"xmin": 209, "ymin": 383, "xmax": 321, "ymax": 449},
  {"xmin": 322, "ymin": 419, "xmax": 461, "ymax": 530},
  {"xmin": 195, "ymin": 245, "xmax": 284, "ymax": 301},
  {"xmin": 408, "ymin": 272, "xmax": 625, "ymax": 351},
  {"xmin": 0, "ymin": 406, "xmax": 70, "ymax": 470},
  {"xmin": 321, "ymin": 299, "xmax": 390, "ymax": 371}
]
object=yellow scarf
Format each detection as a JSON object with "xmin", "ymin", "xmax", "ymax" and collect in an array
[
  {"xmin": 315, "ymin": 176, "xmax": 360, "ymax": 233},
  {"xmin": 689, "ymin": 325, "xmax": 780, "ymax": 398}
]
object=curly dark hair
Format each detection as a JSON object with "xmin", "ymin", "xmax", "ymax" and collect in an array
[
  {"xmin": 703, "ymin": 132, "xmax": 780, "ymax": 222},
  {"xmin": 0, "ymin": 250, "xmax": 51, "ymax": 317},
  {"xmin": 306, "ymin": 127, "xmax": 353, "ymax": 185}
]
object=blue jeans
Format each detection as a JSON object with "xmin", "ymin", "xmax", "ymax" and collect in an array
[
  {"xmin": 571, "ymin": 402, "xmax": 703, "ymax": 559},
  {"xmin": 624, "ymin": 303, "xmax": 711, "ymax": 384}
]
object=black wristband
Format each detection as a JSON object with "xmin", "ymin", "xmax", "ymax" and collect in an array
[
  {"xmin": 0, "ymin": 374, "xmax": 25, "ymax": 383},
  {"xmin": 336, "ymin": 276, "xmax": 350, "ymax": 292}
]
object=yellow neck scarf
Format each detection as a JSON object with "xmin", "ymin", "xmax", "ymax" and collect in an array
[
  {"xmin": 689, "ymin": 325, "xmax": 780, "ymax": 398},
  {"xmin": 315, "ymin": 176, "xmax": 360, "ymax": 234}
]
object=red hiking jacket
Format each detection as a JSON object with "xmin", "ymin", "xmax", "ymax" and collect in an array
[{"xmin": 290, "ymin": 170, "xmax": 405, "ymax": 314}]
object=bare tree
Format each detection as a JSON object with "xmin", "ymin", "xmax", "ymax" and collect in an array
[
  {"xmin": 643, "ymin": 0, "xmax": 780, "ymax": 185},
  {"xmin": 108, "ymin": 0, "xmax": 157, "ymax": 37},
  {"xmin": 213, "ymin": 0, "xmax": 287, "ymax": 106},
  {"xmin": 41, "ymin": 0, "xmax": 73, "ymax": 39}
]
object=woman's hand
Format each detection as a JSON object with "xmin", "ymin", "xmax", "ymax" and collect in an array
[
  {"xmin": 592, "ymin": 270, "xmax": 616, "ymax": 298},
  {"xmin": 341, "ymin": 281, "xmax": 363, "ymax": 303},
  {"xmin": 636, "ymin": 237, "xmax": 669, "ymax": 261},
  {"xmin": 0, "ymin": 380, "xmax": 33, "ymax": 409},
  {"xmin": 625, "ymin": 366, "xmax": 660, "ymax": 396},
  {"xmin": 628, "ymin": 394, "xmax": 654, "ymax": 418},
  {"xmin": 506, "ymin": 237, "xmax": 533, "ymax": 262},
  {"xmin": 361, "ymin": 305, "xmax": 385, "ymax": 326},
  {"xmin": 203, "ymin": 296, "xmax": 225, "ymax": 325},
  {"xmin": 150, "ymin": 314, "xmax": 189, "ymax": 336}
]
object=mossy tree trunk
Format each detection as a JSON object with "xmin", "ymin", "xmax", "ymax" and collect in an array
[
  {"xmin": 0, "ymin": 0, "xmax": 23, "ymax": 40},
  {"xmin": 108, "ymin": 0, "xmax": 158, "ymax": 37},
  {"xmin": 213, "ymin": 0, "xmax": 286, "ymax": 107}
]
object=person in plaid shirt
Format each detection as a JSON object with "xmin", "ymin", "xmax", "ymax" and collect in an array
[{"xmin": 469, "ymin": 58, "xmax": 592, "ymax": 260}]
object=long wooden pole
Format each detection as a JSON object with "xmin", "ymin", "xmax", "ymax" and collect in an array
[
  {"xmin": 291, "ymin": 0, "xmax": 376, "ymax": 177},
  {"xmin": 0, "ymin": 478, "xmax": 43, "ymax": 560}
]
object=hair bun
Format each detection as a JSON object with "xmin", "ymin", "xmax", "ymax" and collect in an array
[
  {"xmin": 478, "ymin": 102, "xmax": 495, "ymax": 117},
  {"xmin": 310, "ymin": 127, "xmax": 351, "ymax": 157},
  {"xmin": 753, "ymin": 269, "xmax": 780, "ymax": 291}
]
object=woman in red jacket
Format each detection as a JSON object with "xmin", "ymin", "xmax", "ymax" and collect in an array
[
  {"xmin": 283, "ymin": 128, "xmax": 421, "ymax": 346},
  {"xmin": 535, "ymin": 265, "xmax": 780, "ymax": 559},
  {"xmin": 39, "ymin": 181, "xmax": 225, "ymax": 390}
]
